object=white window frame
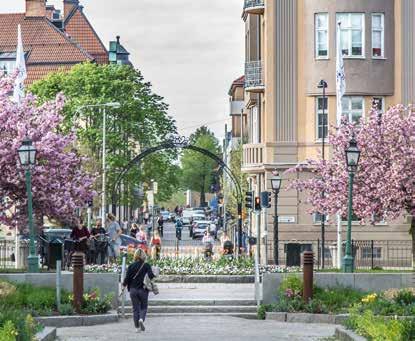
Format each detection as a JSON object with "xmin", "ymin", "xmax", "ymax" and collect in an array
[
  {"xmin": 371, "ymin": 13, "xmax": 385, "ymax": 58},
  {"xmin": 313, "ymin": 212, "xmax": 329, "ymax": 224},
  {"xmin": 341, "ymin": 96, "xmax": 364, "ymax": 124},
  {"xmin": 315, "ymin": 96, "xmax": 328, "ymax": 141},
  {"xmin": 336, "ymin": 13, "xmax": 365, "ymax": 58},
  {"xmin": 0, "ymin": 60, "xmax": 16, "ymax": 75},
  {"xmin": 315, "ymin": 13, "xmax": 329, "ymax": 59}
]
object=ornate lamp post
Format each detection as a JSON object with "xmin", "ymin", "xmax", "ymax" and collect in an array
[
  {"xmin": 18, "ymin": 137, "xmax": 38, "ymax": 273},
  {"xmin": 342, "ymin": 135, "xmax": 361, "ymax": 273},
  {"xmin": 270, "ymin": 174, "xmax": 282, "ymax": 265}
]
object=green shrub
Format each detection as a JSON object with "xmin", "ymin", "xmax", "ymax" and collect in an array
[
  {"xmin": 394, "ymin": 290, "xmax": 415, "ymax": 306},
  {"xmin": 75, "ymin": 288, "xmax": 113, "ymax": 315},
  {"xmin": 401, "ymin": 319, "xmax": 415, "ymax": 340},
  {"xmin": 346, "ymin": 308, "xmax": 414, "ymax": 341},
  {"xmin": 314, "ymin": 287, "xmax": 366, "ymax": 314},
  {"xmin": 58, "ymin": 303, "xmax": 74, "ymax": 316},
  {"xmin": 279, "ymin": 275, "xmax": 303, "ymax": 296},
  {"xmin": 0, "ymin": 307, "xmax": 38, "ymax": 341},
  {"xmin": 0, "ymin": 321, "xmax": 18, "ymax": 341},
  {"xmin": 257, "ymin": 305, "xmax": 267, "ymax": 320}
]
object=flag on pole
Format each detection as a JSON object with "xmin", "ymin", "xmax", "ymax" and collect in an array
[
  {"xmin": 336, "ymin": 22, "xmax": 346, "ymax": 268},
  {"xmin": 13, "ymin": 24, "xmax": 27, "ymax": 105},
  {"xmin": 336, "ymin": 22, "xmax": 346, "ymax": 125}
]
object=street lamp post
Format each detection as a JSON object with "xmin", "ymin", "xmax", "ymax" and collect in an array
[
  {"xmin": 317, "ymin": 79, "xmax": 328, "ymax": 268},
  {"xmin": 342, "ymin": 135, "xmax": 361, "ymax": 273},
  {"xmin": 270, "ymin": 174, "xmax": 282, "ymax": 265},
  {"xmin": 77, "ymin": 102, "xmax": 120, "ymax": 223},
  {"xmin": 18, "ymin": 138, "xmax": 38, "ymax": 273}
]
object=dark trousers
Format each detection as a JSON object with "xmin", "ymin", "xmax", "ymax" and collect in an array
[{"xmin": 130, "ymin": 287, "xmax": 149, "ymax": 327}]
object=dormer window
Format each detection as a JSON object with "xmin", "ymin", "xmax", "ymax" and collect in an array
[
  {"xmin": 0, "ymin": 52, "xmax": 17, "ymax": 75},
  {"xmin": 52, "ymin": 10, "xmax": 61, "ymax": 21}
]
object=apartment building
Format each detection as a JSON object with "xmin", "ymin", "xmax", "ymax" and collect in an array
[{"xmin": 241, "ymin": 0, "xmax": 413, "ymax": 264}]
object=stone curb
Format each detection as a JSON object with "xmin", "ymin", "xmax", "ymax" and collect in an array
[
  {"xmin": 35, "ymin": 327, "xmax": 56, "ymax": 341},
  {"xmin": 35, "ymin": 312, "xmax": 119, "ymax": 328},
  {"xmin": 265, "ymin": 312, "xmax": 348, "ymax": 324},
  {"xmin": 157, "ymin": 275, "xmax": 255, "ymax": 283},
  {"xmin": 335, "ymin": 326, "xmax": 367, "ymax": 341}
]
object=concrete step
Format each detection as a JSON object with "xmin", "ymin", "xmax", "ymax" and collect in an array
[
  {"xmin": 146, "ymin": 299, "xmax": 257, "ymax": 306},
  {"xmin": 120, "ymin": 312, "xmax": 258, "ymax": 320},
  {"xmin": 119, "ymin": 305, "xmax": 257, "ymax": 314}
]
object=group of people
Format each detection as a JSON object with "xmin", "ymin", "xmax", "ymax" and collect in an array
[
  {"xmin": 69, "ymin": 212, "xmax": 165, "ymax": 265},
  {"xmin": 69, "ymin": 213, "xmax": 123, "ymax": 264}
]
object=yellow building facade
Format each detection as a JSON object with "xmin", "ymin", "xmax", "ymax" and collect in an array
[{"xmin": 241, "ymin": 0, "xmax": 413, "ymax": 265}]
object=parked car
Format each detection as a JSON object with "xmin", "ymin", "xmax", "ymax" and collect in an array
[{"xmin": 192, "ymin": 220, "xmax": 216, "ymax": 239}]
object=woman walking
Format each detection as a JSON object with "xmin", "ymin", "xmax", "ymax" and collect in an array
[{"xmin": 122, "ymin": 249, "xmax": 155, "ymax": 333}]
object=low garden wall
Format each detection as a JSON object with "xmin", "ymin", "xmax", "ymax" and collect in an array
[
  {"xmin": 262, "ymin": 272, "xmax": 412, "ymax": 304},
  {"xmin": 0, "ymin": 272, "xmax": 119, "ymax": 307}
]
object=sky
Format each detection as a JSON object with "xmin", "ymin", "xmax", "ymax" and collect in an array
[{"xmin": 2, "ymin": 0, "xmax": 245, "ymax": 141}]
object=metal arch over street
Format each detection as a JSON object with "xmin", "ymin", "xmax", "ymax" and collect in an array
[
  {"xmin": 110, "ymin": 135, "xmax": 243, "ymax": 204},
  {"xmin": 110, "ymin": 135, "xmax": 244, "ymax": 255}
]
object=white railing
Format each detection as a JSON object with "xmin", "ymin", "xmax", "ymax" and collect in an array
[
  {"xmin": 245, "ymin": 61, "xmax": 264, "ymax": 90},
  {"xmin": 0, "ymin": 239, "xmax": 29, "ymax": 269},
  {"xmin": 243, "ymin": 143, "xmax": 265, "ymax": 167}
]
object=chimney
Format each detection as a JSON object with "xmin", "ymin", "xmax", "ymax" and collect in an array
[
  {"xmin": 25, "ymin": 0, "xmax": 46, "ymax": 17},
  {"xmin": 64, "ymin": 0, "xmax": 80, "ymax": 19}
]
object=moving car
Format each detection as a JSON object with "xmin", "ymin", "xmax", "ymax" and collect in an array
[
  {"xmin": 192, "ymin": 220, "xmax": 216, "ymax": 239},
  {"xmin": 160, "ymin": 211, "xmax": 170, "ymax": 222},
  {"xmin": 192, "ymin": 210, "xmax": 205, "ymax": 216},
  {"xmin": 182, "ymin": 210, "xmax": 193, "ymax": 226}
]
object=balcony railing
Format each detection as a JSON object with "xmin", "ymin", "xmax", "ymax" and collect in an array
[
  {"xmin": 243, "ymin": 0, "xmax": 265, "ymax": 15},
  {"xmin": 242, "ymin": 143, "xmax": 265, "ymax": 169},
  {"xmin": 245, "ymin": 61, "xmax": 265, "ymax": 92}
]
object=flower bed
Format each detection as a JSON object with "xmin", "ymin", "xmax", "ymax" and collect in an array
[
  {"xmin": 259, "ymin": 275, "xmax": 415, "ymax": 340},
  {"xmin": 85, "ymin": 256, "xmax": 300, "ymax": 275},
  {"xmin": 345, "ymin": 289, "xmax": 415, "ymax": 340},
  {"xmin": 0, "ymin": 280, "xmax": 112, "ymax": 340}
]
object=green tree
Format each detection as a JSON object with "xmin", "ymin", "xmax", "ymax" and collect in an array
[
  {"xmin": 223, "ymin": 143, "xmax": 248, "ymax": 217},
  {"xmin": 30, "ymin": 62, "xmax": 179, "ymax": 209},
  {"xmin": 180, "ymin": 126, "xmax": 221, "ymax": 206}
]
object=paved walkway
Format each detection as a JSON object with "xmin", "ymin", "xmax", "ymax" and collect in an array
[{"xmin": 57, "ymin": 316, "xmax": 336, "ymax": 341}]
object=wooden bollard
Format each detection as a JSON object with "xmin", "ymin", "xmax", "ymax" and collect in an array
[
  {"xmin": 72, "ymin": 252, "xmax": 84, "ymax": 313},
  {"xmin": 303, "ymin": 251, "xmax": 314, "ymax": 303}
]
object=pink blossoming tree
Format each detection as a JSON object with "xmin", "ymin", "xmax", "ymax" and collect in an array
[
  {"xmin": 0, "ymin": 76, "xmax": 96, "ymax": 231},
  {"xmin": 288, "ymin": 105, "xmax": 415, "ymax": 258}
]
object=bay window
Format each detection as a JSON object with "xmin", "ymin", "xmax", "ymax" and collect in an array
[
  {"xmin": 315, "ymin": 13, "xmax": 329, "ymax": 58},
  {"xmin": 372, "ymin": 13, "xmax": 384, "ymax": 58},
  {"xmin": 337, "ymin": 13, "xmax": 365, "ymax": 57}
]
